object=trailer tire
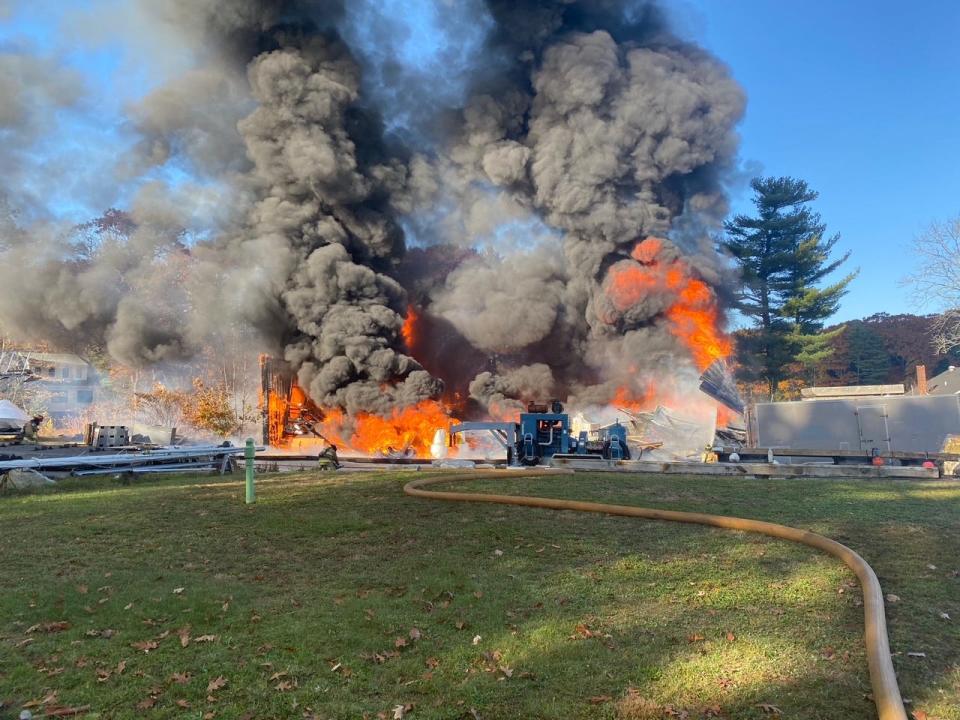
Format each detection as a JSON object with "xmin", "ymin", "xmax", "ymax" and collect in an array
[{"xmin": 520, "ymin": 454, "xmax": 541, "ymax": 467}]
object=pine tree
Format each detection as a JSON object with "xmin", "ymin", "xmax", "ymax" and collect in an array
[
  {"xmin": 722, "ymin": 177, "xmax": 855, "ymax": 397},
  {"xmin": 845, "ymin": 322, "xmax": 890, "ymax": 384}
]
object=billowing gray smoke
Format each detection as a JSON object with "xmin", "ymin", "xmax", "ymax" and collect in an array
[
  {"xmin": 0, "ymin": 0, "xmax": 744, "ymax": 420},
  {"xmin": 401, "ymin": 0, "xmax": 744, "ymax": 410}
]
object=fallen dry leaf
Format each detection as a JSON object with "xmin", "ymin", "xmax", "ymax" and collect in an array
[
  {"xmin": 589, "ymin": 695, "xmax": 612, "ymax": 704},
  {"xmin": 886, "ymin": 594, "xmax": 901, "ymax": 603},
  {"xmin": 43, "ymin": 706, "xmax": 91, "ymax": 717},
  {"xmin": 131, "ymin": 640, "xmax": 159, "ymax": 653},
  {"xmin": 21, "ymin": 693, "xmax": 54, "ymax": 709},
  {"xmin": 409, "ymin": 627, "xmax": 422, "ymax": 641},
  {"xmin": 725, "ymin": 631, "xmax": 736, "ymax": 642},
  {"xmin": 756, "ymin": 703, "xmax": 782, "ymax": 715},
  {"xmin": 911, "ymin": 711, "xmax": 929, "ymax": 720},
  {"xmin": 194, "ymin": 634, "xmax": 218, "ymax": 643},
  {"xmin": 207, "ymin": 675, "xmax": 228, "ymax": 692},
  {"xmin": 76, "ymin": 584, "xmax": 88, "ymax": 595},
  {"xmin": 455, "ymin": 620, "xmax": 467, "ymax": 630},
  {"xmin": 30, "ymin": 621, "xmax": 71, "ymax": 634},
  {"xmin": 136, "ymin": 697, "xmax": 157, "ymax": 710},
  {"xmin": 572, "ymin": 623, "xmax": 593, "ymax": 639},
  {"xmin": 170, "ymin": 671, "xmax": 191, "ymax": 684},
  {"xmin": 116, "ymin": 660, "xmax": 127, "ymax": 675},
  {"xmin": 687, "ymin": 634, "xmax": 705, "ymax": 642},
  {"xmin": 176, "ymin": 699, "xmax": 192, "ymax": 709},
  {"xmin": 274, "ymin": 679, "xmax": 297, "ymax": 691},
  {"xmin": 173, "ymin": 587, "xmax": 185, "ymax": 595},
  {"xmin": 472, "ymin": 635, "xmax": 482, "ymax": 645}
]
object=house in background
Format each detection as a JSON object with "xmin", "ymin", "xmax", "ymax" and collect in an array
[
  {"xmin": 926, "ymin": 366, "xmax": 960, "ymax": 396},
  {"xmin": 27, "ymin": 353, "xmax": 101, "ymax": 420}
]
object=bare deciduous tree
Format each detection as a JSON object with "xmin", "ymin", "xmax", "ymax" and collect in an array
[{"xmin": 905, "ymin": 215, "xmax": 960, "ymax": 353}]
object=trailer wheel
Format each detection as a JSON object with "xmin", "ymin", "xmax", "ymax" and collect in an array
[{"xmin": 520, "ymin": 454, "xmax": 541, "ymax": 467}]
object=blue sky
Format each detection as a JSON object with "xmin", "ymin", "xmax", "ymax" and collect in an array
[
  {"xmin": 678, "ymin": 0, "xmax": 960, "ymax": 322},
  {"xmin": 2, "ymin": 0, "xmax": 958, "ymax": 323}
]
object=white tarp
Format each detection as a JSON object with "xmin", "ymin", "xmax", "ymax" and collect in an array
[{"xmin": 0, "ymin": 399, "xmax": 30, "ymax": 430}]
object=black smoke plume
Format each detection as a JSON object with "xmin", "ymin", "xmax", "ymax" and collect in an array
[{"xmin": 0, "ymin": 0, "xmax": 744, "ymax": 421}]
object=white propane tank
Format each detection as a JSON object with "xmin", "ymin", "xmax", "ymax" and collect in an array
[
  {"xmin": 728, "ymin": 452, "xmax": 740, "ymax": 463},
  {"xmin": 430, "ymin": 428, "xmax": 449, "ymax": 459}
]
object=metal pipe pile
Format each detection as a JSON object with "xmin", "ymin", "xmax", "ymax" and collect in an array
[{"xmin": 0, "ymin": 445, "xmax": 263, "ymax": 477}]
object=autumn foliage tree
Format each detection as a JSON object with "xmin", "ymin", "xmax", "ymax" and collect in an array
[
  {"xmin": 184, "ymin": 380, "xmax": 240, "ymax": 438},
  {"xmin": 135, "ymin": 381, "xmax": 239, "ymax": 438}
]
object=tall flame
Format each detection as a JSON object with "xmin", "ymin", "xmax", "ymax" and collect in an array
[
  {"xmin": 401, "ymin": 304, "xmax": 419, "ymax": 349},
  {"xmin": 605, "ymin": 238, "xmax": 730, "ymax": 372}
]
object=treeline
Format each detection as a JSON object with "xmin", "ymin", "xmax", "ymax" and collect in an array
[
  {"xmin": 733, "ymin": 313, "xmax": 957, "ymax": 401},
  {"xmin": 721, "ymin": 175, "xmax": 958, "ymax": 403}
]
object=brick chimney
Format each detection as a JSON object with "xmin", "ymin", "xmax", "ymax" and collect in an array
[{"xmin": 916, "ymin": 364, "xmax": 928, "ymax": 395}]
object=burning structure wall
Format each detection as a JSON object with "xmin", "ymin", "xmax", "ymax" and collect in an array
[{"xmin": 0, "ymin": 1, "xmax": 745, "ymax": 456}]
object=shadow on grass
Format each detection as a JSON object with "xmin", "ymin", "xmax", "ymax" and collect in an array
[{"xmin": 0, "ymin": 470, "xmax": 957, "ymax": 719}]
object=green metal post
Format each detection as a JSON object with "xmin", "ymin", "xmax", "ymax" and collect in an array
[{"xmin": 245, "ymin": 438, "xmax": 256, "ymax": 504}]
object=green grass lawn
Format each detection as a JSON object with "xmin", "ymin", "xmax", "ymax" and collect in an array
[{"xmin": 1, "ymin": 470, "xmax": 958, "ymax": 720}]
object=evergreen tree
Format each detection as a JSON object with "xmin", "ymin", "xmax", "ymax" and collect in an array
[
  {"xmin": 794, "ymin": 325, "xmax": 844, "ymax": 385},
  {"xmin": 845, "ymin": 322, "xmax": 890, "ymax": 384},
  {"xmin": 722, "ymin": 177, "xmax": 855, "ymax": 397}
]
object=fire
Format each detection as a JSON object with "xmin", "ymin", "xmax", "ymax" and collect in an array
[
  {"xmin": 611, "ymin": 382, "xmax": 655, "ymax": 411},
  {"xmin": 604, "ymin": 238, "xmax": 731, "ymax": 371},
  {"xmin": 401, "ymin": 304, "xmax": 419, "ymax": 349},
  {"xmin": 605, "ymin": 263, "xmax": 659, "ymax": 312},
  {"xmin": 631, "ymin": 236, "xmax": 663, "ymax": 264},
  {"xmin": 666, "ymin": 278, "xmax": 732, "ymax": 371},
  {"xmin": 267, "ymin": 387, "xmax": 457, "ymax": 458},
  {"xmin": 716, "ymin": 404, "xmax": 739, "ymax": 428},
  {"xmin": 319, "ymin": 399, "xmax": 455, "ymax": 457}
]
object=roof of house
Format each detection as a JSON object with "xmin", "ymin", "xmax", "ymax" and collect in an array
[
  {"xmin": 926, "ymin": 366, "xmax": 960, "ymax": 395},
  {"xmin": 28, "ymin": 352, "xmax": 91, "ymax": 366},
  {"xmin": 800, "ymin": 384, "xmax": 905, "ymax": 399}
]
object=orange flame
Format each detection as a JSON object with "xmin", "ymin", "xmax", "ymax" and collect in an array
[
  {"xmin": 316, "ymin": 400, "xmax": 454, "ymax": 457},
  {"xmin": 604, "ymin": 238, "xmax": 731, "ymax": 371},
  {"xmin": 716, "ymin": 404, "xmax": 739, "ymax": 427},
  {"xmin": 352, "ymin": 400, "xmax": 454, "ymax": 456},
  {"xmin": 630, "ymin": 236, "xmax": 663, "ymax": 264},
  {"xmin": 666, "ymin": 278, "xmax": 732, "ymax": 371},
  {"xmin": 401, "ymin": 305, "xmax": 419, "ymax": 349}
]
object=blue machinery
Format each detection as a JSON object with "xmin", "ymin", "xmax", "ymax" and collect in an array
[{"xmin": 450, "ymin": 401, "xmax": 631, "ymax": 466}]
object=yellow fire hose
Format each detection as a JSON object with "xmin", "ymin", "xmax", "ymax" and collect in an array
[{"xmin": 404, "ymin": 471, "xmax": 907, "ymax": 720}]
